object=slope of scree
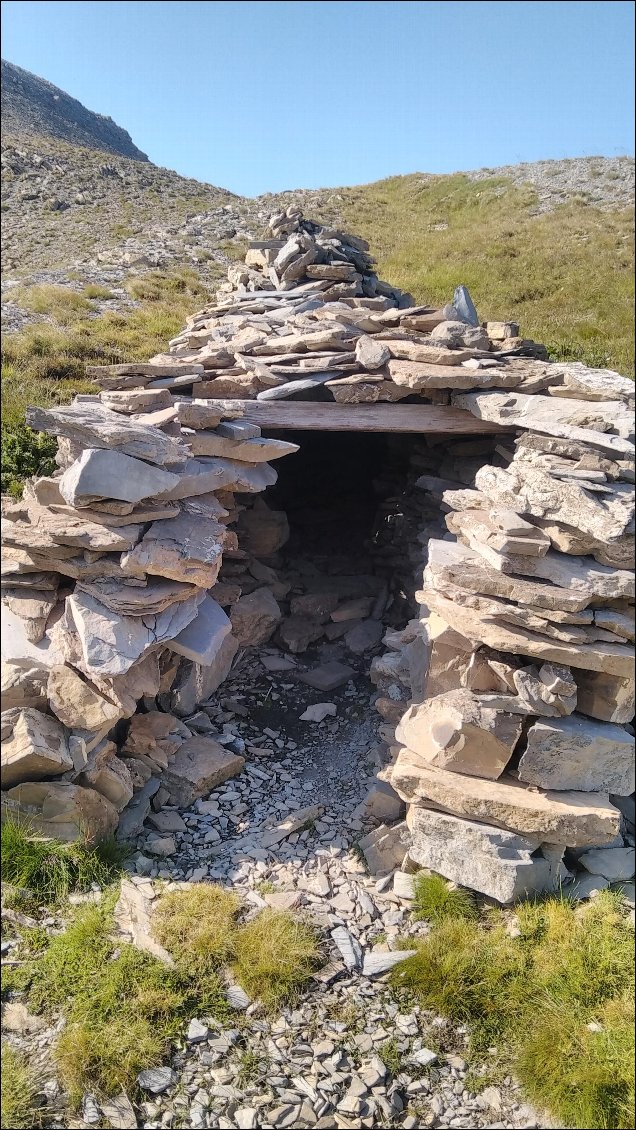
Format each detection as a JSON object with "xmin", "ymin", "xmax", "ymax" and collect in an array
[{"xmin": 1, "ymin": 58, "xmax": 149, "ymax": 161}]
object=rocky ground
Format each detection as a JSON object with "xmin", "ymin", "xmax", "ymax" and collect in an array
[{"xmin": 3, "ymin": 643, "xmax": 546, "ymax": 1130}]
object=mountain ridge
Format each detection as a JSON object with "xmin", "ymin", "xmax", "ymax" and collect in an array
[{"xmin": 1, "ymin": 58, "xmax": 149, "ymax": 161}]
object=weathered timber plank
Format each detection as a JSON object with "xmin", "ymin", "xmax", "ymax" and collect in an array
[{"xmin": 192, "ymin": 400, "xmax": 514, "ymax": 434}]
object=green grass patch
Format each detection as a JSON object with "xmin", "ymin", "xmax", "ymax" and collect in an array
[
  {"xmin": 154, "ymin": 886, "xmax": 321, "ymax": 1009},
  {"xmin": 7, "ymin": 883, "xmax": 320, "ymax": 1106},
  {"xmin": 1, "ymin": 818, "xmax": 127, "ymax": 904},
  {"xmin": 1, "ymin": 267, "xmax": 211, "ymax": 491},
  {"xmin": 412, "ymin": 873, "xmax": 477, "ymax": 923},
  {"xmin": 337, "ymin": 173, "xmax": 634, "ymax": 375},
  {"xmin": 232, "ymin": 908, "xmax": 321, "ymax": 1008},
  {"xmin": 393, "ymin": 891, "xmax": 635, "ymax": 1129},
  {"xmin": 0, "ymin": 1043, "xmax": 41, "ymax": 1130},
  {"xmin": 11, "ymin": 284, "xmax": 95, "ymax": 324}
]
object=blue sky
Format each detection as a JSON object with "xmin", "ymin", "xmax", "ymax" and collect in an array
[{"xmin": 2, "ymin": 0, "xmax": 634, "ymax": 196}]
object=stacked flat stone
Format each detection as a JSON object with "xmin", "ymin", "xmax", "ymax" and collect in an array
[
  {"xmin": 374, "ymin": 382, "xmax": 635, "ymax": 902},
  {"xmin": 1, "ymin": 381, "xmax": 298, "ymax": 841},
  {"xmin": 1, "ymin": 209, "xmax": 634, "ymax": 904},
  {"xmin": 144, "ymin": 207, "xmax": 553, "ymax": 404}
]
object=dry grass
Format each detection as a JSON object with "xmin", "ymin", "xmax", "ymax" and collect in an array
[
  {"xmin": 0, "ymin": 1044, "xmax": 41, "ymax": 1129},
  {"xmin": 393, "ymin": 891, "xmax": 635, "ymax": 1129},
  {"xmin": 152, "ymin": 884, "xmax": 242, "ymax": 975},
  {"xmin": 337, "ymin": 173, "xmax": 635, "ymax": 375},
  {"xmin": 232, "ymin": 908, "xmax": 321, "ymax": 1008}
]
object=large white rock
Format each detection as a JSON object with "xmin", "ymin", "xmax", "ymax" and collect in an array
[
  {"xmin": 1, "ymin": 708, "xmax": 73, "ymax": 788},
  {"xmin": 157, "ymin": 457, "xmax": 276, "ymax": 501},
  {"xmin": 407, "ymin": 807, "xmax": 569, "ymax": 904},
  {"xmin": 122, "ymin": 513, "xmax": 224, "ymax": 588},
  {"xmin": 47, "ymin": 664, "xmax": 123, "ymax": 731},
  {"xmin": 67, "ymin": 590, "xmax": 204, "ymax": 677},
  {"xmin": 578, "ymin": 847, "xmax": 635, "ymax": 881},
  {"xmin": 519, "ymin": 715, "xmax": 635, "ymax": 794},
  {"xmin": 59, "ymin": 449, "xmax": 179, "ymax": 507},
  {"xmin": 388, "ymin": 749, "xmax": 621, "ymax": 846},
  {"xmin": 396, "ymin": 689, "xmax": 522, "ymax": 780},
  {"xmin": 169, "ymin": 596, "xmax": 232, "ymax": 664}
]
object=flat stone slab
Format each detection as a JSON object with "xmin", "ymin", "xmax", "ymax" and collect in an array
[
  {"xmin": 68, "ymin": 589, "xmax": 204, "ymax": 677},
  {"xmin": 297, "ymin": 661, "xmax": 355, "ymax": 691},
  {"xmin": 27, "ymin": 402, "xmax": 188, "ymax": 466},
  {"xmin": 59, "ymin": 448, "xmax": 180, "ymax": 507},
  {"xmin": 169, "ymin": 596, "xmax": 233, "ymax": 665},
  {"xmin": 162, "ymin": 736, "xmax": 244, "ymax": 807},
  {"xmin": 406, "ymin": 807, "xmax": 568, "ymax": 904},
  {"xmin": 519, "ymin": 714, "xmax": 635, "ymax": 794},
  {"xmin": 388, "ymin": 748, "xmax": 621, "ymax": 846}
]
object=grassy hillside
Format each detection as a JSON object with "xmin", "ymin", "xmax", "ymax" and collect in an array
[
  {"xmin": 336, "ymin": 172, "xmax": 634, "ymax": 375},
  {"xmin": 2, "ymin": 154, "xmax": 634, "ymax": 493}
]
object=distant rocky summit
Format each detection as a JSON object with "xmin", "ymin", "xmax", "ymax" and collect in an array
[{"xmin": 1, "ymin": 58, "xmax": 149, "ymax": 161}]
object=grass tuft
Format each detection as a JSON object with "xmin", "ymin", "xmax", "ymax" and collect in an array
[
  {"xmin": 392, "ymin": 891, "xmax": 635, "ymax": 1129},
  {"xmin": 0, "ymin": 1043, "xmax": 41, "ymax": 1130},
  {"xmin": 232, "ymin": 908, "xmax": 320, "ymax": 1008},
  {"xmin": 152, "ymin": 884, "xmax": 241, "ymax": 975},
  {"xmin": 412, "ymin": 873, "xmax": 477, "ymax": 923},
  {"xmin": 1, "ymin": 818, "xmax": 127, "ymax": 904}
]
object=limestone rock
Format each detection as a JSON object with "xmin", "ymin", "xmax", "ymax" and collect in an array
[
  {"xmin": 573, "ymin": 668, "xmax": 635, "ymax": 724},
  {"xmin": 122, "ymin": 513, "xmax": 224, "ymax": 588},
  {"xmin": 99, "ymin": 388, "xmax": 173, "ymax": 414},
  {"xmin": 388, "ymin": 749, "xmax": 621, "ymax": 846},
  {"xmin": 429, "ymin": 321, "xmax": 490, "ymax": 350},
  {"xmin": 396, "ymin": 690, "xmax": 523, "ymax": 780},
  {"xmin": 186, "ymin": 433, "xmax": 299, "ymax": 462},
  {"xmin": 27, "ymin": 402, "xmax": 188, "ymax": 466},
  {"xmin": 422, "ymin": 587, "xmax": 634, "ymax": 677},
  {"xmin": 298, "ymin": 661, "xmax": 354, "ymax": 692},
  {"xmin": 231, "ymin": 588, "xmax": 282, "ymax": 647},
  {"xmin": 345, "ymin": 619, "xmax": 383, "ymax": 654},
  {"xmin": 358, "ymin": 822, "xmax": 409, "ymax": 874},
  {"xmin": 122, "ymin": 711, "xmax": 189, "ymax": 766},
  {"xmin": 355, "ymin": 335, "xmax": 391, "ymax": 370},
  {"xmin": 67, "ymin": 590, "xmax": 204, "ymax": 677},
  {"xmin": 578, "ymin": 848, "xmax": 635, "ymax": 881},
  {"xmin": 77, "ymin": 754, "xmax": 134, "ymax": 811},
  {"xmin": 474, "ymin": 462, "xmax": 634, "ymax": 545},
  {"xmin": 169, "ymin": 596, "xmax": 233, "ymax": 665},
  {"xmin": 278, "ymin": 616, "xmax": 324, "ymax": 654},
  {"xmin": 76, "ymin": 578, "xmax": 199, "ymax": 617},
  {"xmin": 162, "ymin": 736, "xmax": 244, "ymax": 806},
  {"xmin": 1, "ymin": 707, "xmax": 72, "ymax": 788},
  {"xmin": 47, "ymin": 664, "xmax": 123, "ymax": 731},
  {"xmin": 170, "ymin": 633, "xmax": 239, "ymax": 716},
  {"xmin": 385, "ymin": 340, "xmax": 473, "ymax": 366},
  {"xmin": 1, "ymin": 781, "xmax": 118, "ymax": 843},
  {"xmin": 387, "ymin": 359, "xmax": 521, "ymax": 391},
  {"xmin": 407, "ymin": 807, "xmax": 569, "ymax": 904},
  {"xmin": 547, "ymin": 362, "xmax": 635, "ymax": 404},
  {"xmin": 454, "ymin": 390, "xmax": 635, "ymax": 457},
  {"xmin": 519, "ymin": 715, "xmax": 635, "ymax": 794},
  {"xmin": 59, "ymin": 448, "xmax": 179, "ymax": 507},
  {"xmin": 238, "ymin": 499, "xmax": 289, "ymax": 556},
  {"xmin": 1, "ymin": 659, "xmax": 49, "ymax": 711}
]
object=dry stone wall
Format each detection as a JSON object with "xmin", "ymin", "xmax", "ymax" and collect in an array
[{"xmin": 1, "ymin": 207, "xmax": 634, "ymax": 903}]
